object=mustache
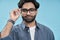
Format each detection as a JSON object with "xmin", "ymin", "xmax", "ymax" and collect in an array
[{"xmin": 25, "ymin": 15, "xmax": 33, "ymax": 17}]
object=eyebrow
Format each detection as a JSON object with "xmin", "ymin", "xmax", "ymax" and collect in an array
[{"xmin": 21, "ymin": 8, "xmax": 36, "ymax": 9}]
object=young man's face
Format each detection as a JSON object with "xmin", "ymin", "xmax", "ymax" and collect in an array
[{"xmin": 21, "ymin": 2, "xmax": 37, "ymax": 23}]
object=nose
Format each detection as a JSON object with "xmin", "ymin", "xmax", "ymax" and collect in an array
[{"xmin": 26, "ymin": 11, "xmax": 30, "ymax": 15}]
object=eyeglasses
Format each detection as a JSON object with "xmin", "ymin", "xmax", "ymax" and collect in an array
[{"xmin": 21, "ymin": 8, "xmax": 37, "ymax": 14}]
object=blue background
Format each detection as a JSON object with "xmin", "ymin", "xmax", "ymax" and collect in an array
[{"xmin": 0, "ymin": 0, "xmax": 60, "ymax": 40}]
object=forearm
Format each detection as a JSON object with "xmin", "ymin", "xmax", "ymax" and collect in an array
[
  {"xmin": 1, "ymin": 8, "xmax": 20, "ymax": 38},
  {"xmin": 1, "ymin": 21, "xmax": 13, "ymax": 38}
]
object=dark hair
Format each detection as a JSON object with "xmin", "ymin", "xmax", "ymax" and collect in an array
[{"xmin": 18, "ymin": 0, "xmax": 40, "ymax": 9}]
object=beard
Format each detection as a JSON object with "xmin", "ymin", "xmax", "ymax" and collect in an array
[{"xmin": 22, "ymin": 15, "xmax": 36, "ymax": 23}]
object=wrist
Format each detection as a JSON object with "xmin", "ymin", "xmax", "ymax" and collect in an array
[{"xmin": 8, "ymin": 19, "xmax": 15, "ymax": 25}]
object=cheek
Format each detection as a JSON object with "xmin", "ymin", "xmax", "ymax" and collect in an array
[
  {"xmin": 21, "ymin": 13, "xmax": 26, "ymax": 16},
  {"xmin": 32, "ymin": 12, "xmax": 37, "ymax": 16}
]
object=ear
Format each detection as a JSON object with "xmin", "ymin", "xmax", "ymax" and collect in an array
[{"xmin": 35, "ymin": 10, "xmax": 38, "ymax": 14}]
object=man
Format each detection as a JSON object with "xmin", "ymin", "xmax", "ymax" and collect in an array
[{"xmin": 0, "ymin": 0, "xmax": 55, "ymax": 40}]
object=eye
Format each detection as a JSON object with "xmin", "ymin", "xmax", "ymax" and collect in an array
[
  {"xmin": 29, "ymin": 8, "xmax": 36, "ymax": 11},
  {"xmin": 21, "ymin": 9, "xmax": 27, "ymax": 12}
]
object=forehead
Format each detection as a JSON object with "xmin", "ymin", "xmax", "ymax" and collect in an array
[{"xmin": 22, "ymin": 2, "xmax": 35, "ymax": 9}]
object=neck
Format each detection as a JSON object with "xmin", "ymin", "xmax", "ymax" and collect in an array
[{"xmin": 24, "ymin": 20, "xmax": 36, "ymax": 28}]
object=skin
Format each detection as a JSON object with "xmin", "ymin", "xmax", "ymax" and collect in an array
[
  {"xmin": 1, "ymin": 9, "xmax": 21, "ymax": 38},
  {"xmin": 1, "ymin": 2, "xmax": 37, "ymax": 38},
  {"xmin": 22, "ymin": 2, "xmax": 37, "ymax": 27}
]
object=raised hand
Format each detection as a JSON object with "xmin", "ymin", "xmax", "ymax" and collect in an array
[{"xmin": 10, "ymin": 8, "xmax": 21, "ymax": 21}]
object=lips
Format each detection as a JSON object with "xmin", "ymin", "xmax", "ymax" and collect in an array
[{"xmin": 25, "ymin": 16, "xmax": 33, "ymax": 19}]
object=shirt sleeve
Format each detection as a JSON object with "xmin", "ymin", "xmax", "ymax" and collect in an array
[
  {"xmin": 1, "ymin": 28, "xmax": 14, "ymax": 40},
  {"xmin": 43, "ymin": 25, "xmax": 55, "ymax": 40},
  {"xmin": 50, "ymin": 31, "xmax": 55, "ymax": 40},
  {"xmin": 46, "ymin": 27, "xmax": 55, "ymax": 40}
]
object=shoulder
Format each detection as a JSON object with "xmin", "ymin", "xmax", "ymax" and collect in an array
[
  {"xmin": 37, "ymin": 23, "xmax": 55, "ymax": 40},
  {"xmin": 37, "ymin": 23, "xmax": 54, "ymax": 37},
  {"xmin": 37, "ymin": 23, "xmax": 53, "ymax": 33}
]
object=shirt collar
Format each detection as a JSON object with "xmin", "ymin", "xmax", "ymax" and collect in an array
[{"xmin": 20, "ymin": 21, "xmax": 40, "ymax": 30}]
